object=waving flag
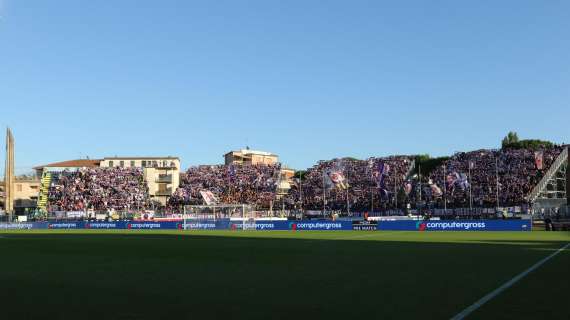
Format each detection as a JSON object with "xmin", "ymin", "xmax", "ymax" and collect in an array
[
  {"xmin": 326, "ymin": 169, "xmax": 349, "ymax": 190},
  {"xmin": 534, "ymin": 151, "xmax": 544, "ymax": 170},
  {"xmin": 429, "ymin": 183, "xmax": 443, "ymax": 197},
  {"xmin": 457, "ymin": 173, "xmax": 470, "ymax": 191},
  {"xmin": 446, "ymin": 172, "xmax": 458, "ymax": 189},
  {"xmin": 404, "ymin": 182, "xmax": 413, "ymax": 195},
  {"xmin": 373, "ymin": 162, "xmax": 390, "ymax": 188},
  {"xmin": 200, "ymin": 190, "xmax": 219, "ymax": 205}
]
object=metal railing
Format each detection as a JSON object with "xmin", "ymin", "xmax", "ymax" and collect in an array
[{"xmin": 528, "ymin": 147, "xmax": 568, "ymax": 203}]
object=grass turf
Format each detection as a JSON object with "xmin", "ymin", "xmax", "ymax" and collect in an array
[{"xmin": 0, "ymin": 230, "xmax": 568, "ymax": 319}]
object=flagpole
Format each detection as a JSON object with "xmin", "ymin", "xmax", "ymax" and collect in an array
[
  {"xmin": 299, "ymin": 172, "xmax": 303, "ymax": 211},
  {"xmin": 346, "ymin": 169, "xmax": 350, "ymax": 215},
  {"xmin": 394, "ymin": 176, "xmax": 398, "ymax": 209},
  {"xmin": 418, "ymin": 162, "xmax": 422, "ymax": 203},
  {"xmin": 469, "ymin": 163, "xmax": 473, "ymax": 212},
  {"xmin": 370, "ymin": 186, "xmax": 373, "ymax": 214},
  {"xmin": 322, "ymin": 170, "xmax": 326, "ymax": 216},
  {"xmin": 443, "ymin": 165, "xmax": 447, "ymax": 213},
  {"xmin": 495, "ymin": 156, "xmax": 500, "ymax": 210},
  {"xmin": 370, "ymin": 163, "xmax": 374, "ymax": 214}
]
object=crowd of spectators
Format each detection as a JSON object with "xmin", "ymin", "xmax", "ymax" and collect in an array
[
  {"xmin": 44, "ymin": 145, "xmax": 566, "ymax": 214},
  {"xmin": 168, "ymin": 164, "xmax": 281, "ymax": 209},
  {"xmin": 418, "ymin": 146, "xmax": 564, "ymax": 208},
  {"xmin": 48, "ymin": 167, "xmax": 150, "ymax": 212},
  {"xmin": 284, "ymin": 156, "xmax": 413, "ymax": 211}
]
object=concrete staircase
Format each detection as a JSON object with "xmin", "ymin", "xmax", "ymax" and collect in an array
[
  {"xmin": 527, "ymin": 147, "xmax": 568, "ymax": 203},
  {"xmin": 37, "ymin": 171, "xmax": 52, "ymax": 211}
]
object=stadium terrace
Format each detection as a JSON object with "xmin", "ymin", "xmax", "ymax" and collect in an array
[{"xmin": 1, "ymin": 130, "xmax": 569, "ymax": 230}]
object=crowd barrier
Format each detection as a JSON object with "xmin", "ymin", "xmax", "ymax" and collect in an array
[{"xmin": 0, "ymin": 219, "xmax": 531, "ymax": 231}]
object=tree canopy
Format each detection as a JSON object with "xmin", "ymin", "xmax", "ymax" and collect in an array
[{"xmin": 501, "ymin": 131, "xmax": 554, "ymax": 150}]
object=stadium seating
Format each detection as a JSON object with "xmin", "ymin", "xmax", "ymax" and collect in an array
[
  {"xmin": 420, "ymin": 147, "xmax": 564, "ymax": 208},
  {"xmin": 168, "ymin": 164, "xmax": 281, "ymax": 209},
  {"xmin": 41, "ymin": 146, "xmax": 565, "ymax": 215},
  {"xmin": 47, "ymin": 167, "xmax": 150, "ymax": 212},
  {"xmin": 284, "ymin": 156, "xmax": 414, "ymax": 211}
]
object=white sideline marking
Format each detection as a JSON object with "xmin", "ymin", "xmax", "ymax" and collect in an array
[{"xmin": 451, "ymin": 243, "xmax": 570, "ymax": 320}]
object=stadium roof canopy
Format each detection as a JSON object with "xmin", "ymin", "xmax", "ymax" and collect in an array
[{"xmin": 103, "ymin": 156, "xmax": 179, "ymax": 160}]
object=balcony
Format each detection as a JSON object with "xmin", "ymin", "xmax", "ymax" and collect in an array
[
  {"xmin": 155, "ymin": 188, "xmax": 173, "ymax": 196},
  {"xmin": 156, "ymin": 175, "xmax": 173, "ymax": 183}
]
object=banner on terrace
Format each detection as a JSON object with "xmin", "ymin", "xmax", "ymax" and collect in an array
[
  {"xmin": 371, "ymin": 161, "xmax": 390, "ymax": 196},
  {"xmin": 325, "ymin": 169, "xmax": 349, "ymax": 190},
  {"xmin": 200, "ymin": 190, "xmax": 219, "ymax": 205},
  {"xmin": 534, "ymin": 151, "xmax": 544, "ymax": 170}
]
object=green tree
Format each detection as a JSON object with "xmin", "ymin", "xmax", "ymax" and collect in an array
[
  {"xmin": 501, "ymin": 131, "xmax": 519, "ymax": 148},
  {"xmin": 412, "ymin": 154, "xmax": 450, "ymax": 177},
  {"xmin": 501, "ymin": 131, "xmax": 554, "ymax": 150},
  {"xmin": 294, "ymin": 170, "xmax": 307, "ymax": 180}
]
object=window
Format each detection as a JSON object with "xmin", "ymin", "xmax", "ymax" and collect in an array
[
  {"xmin": 109, "ymin": 161, "xmax": 114, "ymax": 167},
  {"xmin": 142, "ymin": 161, "xmax": 146, "ymax": 167},
  {"xmin": 120, "ymin": 161, "xmax": 124, "ymax": 167},
  {"xmin": 16, "ymin": 184, "xmax": 22, "ymax": 192},
  {"xmin": 131, "ymin": 161, "xmax": 135, "ymax": 167}
]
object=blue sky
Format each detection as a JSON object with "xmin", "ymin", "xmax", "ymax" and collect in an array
[{"xmin": 1, "ymin": 0, "xmax": 569, "ymax": 174}]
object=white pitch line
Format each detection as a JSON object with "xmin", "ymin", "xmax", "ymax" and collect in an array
[{"xmin": 451, "ymin": 242, "xmax": 570, "ymax": 320}]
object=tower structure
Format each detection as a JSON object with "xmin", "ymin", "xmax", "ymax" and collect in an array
[{"xmin": 4, "ymin": 128, "xmax": 15, "ymax": 219}]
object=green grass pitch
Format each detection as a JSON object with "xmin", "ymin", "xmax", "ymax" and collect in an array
[{"xmin": 0, "ymin": 230, "xmax": 568, "ymax": 319}]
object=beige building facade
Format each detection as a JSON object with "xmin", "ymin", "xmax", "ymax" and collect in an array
[
  {"xmin": 224, "ymin": 149, "xmax": 278, "ymax": 166},
  {"xmin": 13, "ymin": 177, "xmax": 41, "ymax": 201},
  {"xmin": 100, "ymin": 157, "xmax": 180, "ymax": 205}
]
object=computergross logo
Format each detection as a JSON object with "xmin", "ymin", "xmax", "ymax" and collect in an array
[
  {"xmin": 415, "ymin": 221, "xmax": 486, "ymax": 231},
  {"xmin": 289, "ymin": 222, "xmax": 343, "ymax": 230},
  {"xmin": 85, "ymin": 223, "xmax": 117, "ymax": 229},
  {"xmin": 48, "ymin": 223, "xmax": 78, "ymax": 229},
  {"xmin": 127, "ymin": 223, "xmax": 162, "ymax": 229},
  {"xmin": 415, "ymin": 221, "xmax": 427, "ymax": 231}
]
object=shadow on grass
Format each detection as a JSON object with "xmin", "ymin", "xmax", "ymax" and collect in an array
[{"xmin": 0, "ymin": 232, "xmax": 567, "ymax": 320}]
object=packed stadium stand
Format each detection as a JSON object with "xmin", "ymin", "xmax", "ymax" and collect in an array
[
  {"xmin": 421, "ymin": 146, "xmax": 564, "ymax": 208},
  {"xmin": 32, "ymin": 146, "xmax": 567, "ymax": 216},
  {"xmin": 284, "ymin": 156, "xmax": 414, "ymax": 211},
  {"xmin": 168, "ymin": 164, "xmax": 282, "ymax": 209},
  {"xmin": 47, "ymin": 167, "xmax": 150, "ymax": 212}
]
